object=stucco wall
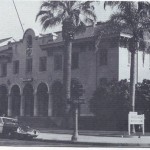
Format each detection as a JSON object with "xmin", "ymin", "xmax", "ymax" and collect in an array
[
  {"xmin": 118, "ymin": 47, "xmax": 130, "ymax": 81},
  {"xmin": 118, "ymin": 46, "xmax": 150, "ymax": 82}
]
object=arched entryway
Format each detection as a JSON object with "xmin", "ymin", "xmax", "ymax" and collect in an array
[
  {"xmin": 11, "ymin": 85, "xmax": 20, "ymax": 116},
  {"xmin": 37, "ymin": 83, "xmax": 48, "ymax": 116},
  {"xmin": 23, "ymin": 84, "xmax": 34, "ymax": 116},
  {"xmin": 51, "ymin": 81, "xmax": 64, "ymax": 117},
  {"xmin": 0, "ymin": 85, "xmax": 8, "ymax": 116}
]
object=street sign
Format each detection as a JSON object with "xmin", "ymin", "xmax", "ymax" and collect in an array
[{"xmin": 128, "ymin": 112, "xmax": 145, "ymax": 135}]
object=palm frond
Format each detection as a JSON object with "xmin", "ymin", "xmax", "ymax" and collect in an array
[
  {"xmin": 80, "ymin": 1, "xmax": 94, "ymax": 10},
  {"xmin": 36, "ymin": 1, "xmax": 96, "ymax": 40},
  {"xmin": 109, "ymin": 13, "xmax": 130, "ymax": 31},
  {"xmin": 70, "ymin": 1, "xmax": 76, "ymax": 8},
  {"xmin": 104, "ymin": 1, "xmax": 120, "ymax": 9},
  {"xmin": 35, "ymin": 10, "xmax": 53, "ymax": 21},
  {"xmin": 75, "ymin": 21, "xmax": 86, "ymax": 35},
  {"xmin": 40, "ymin": 13, "xmax": 64, "ymax": 30},
  {"xmin": 40, "ymin": 1, "xmax": 66, "ymax": 11},
  {"xmin": 81, "ymin": 9, "xmax": 97, "ymax": 23}
]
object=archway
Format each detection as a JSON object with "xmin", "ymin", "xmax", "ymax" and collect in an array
[
  {"xmin": 51, "ymin": 81, "xmax": 64, "ymax": 117},
  {"xmin": 37, "ymin": 83, "xmax": 48, "ymax": 116},
  {"xmin": 23, "ymin": 84, "xmax": 34, "ymax": 116},
  {"xmin": 0, "ymin": 85, "xmax": 8, "ymax": 116},
  {"xmin": 11, "ymin": 85, "xmax": 20, "ymax": 116}
]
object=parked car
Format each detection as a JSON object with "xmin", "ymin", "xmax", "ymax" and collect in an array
[
  {"xmin": 15, "ymin": 124, "xmax": 39, "ymax": 140},
  {"xmin": 0, "ymin": 117, "xmax": 39, "ymax": 139}
]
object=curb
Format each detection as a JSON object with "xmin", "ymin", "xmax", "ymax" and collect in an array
[
  {"xmin": 34, "ymin": 137, "xmax": 150, "ymax": 147},
  {"xmin": 38, "ymin": 131, "xmax": 149, "ymax": 138}
]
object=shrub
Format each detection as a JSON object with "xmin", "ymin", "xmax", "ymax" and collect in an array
[
  {"xmin": 90, "ymin": 79, "xmax": 150, "ymax": 131},
  {"xmin": 90, "ymin": 79, "xmax": 130, "ymax": 130}
]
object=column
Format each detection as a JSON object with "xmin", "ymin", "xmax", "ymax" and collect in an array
[
  {"xmin": 34, "ymin": 92, "xmax": 38, "ymax": 116},
  {"xmin": 7, "ymin": 94, "xmax": 12, "ymax": 116},
  {"xmin": 48, "ymin": 92, "xmax": 52, "ymax": 116},
  {"xmin": 20, "ymin": 93, "xmax": 25, "ymax": 116}
]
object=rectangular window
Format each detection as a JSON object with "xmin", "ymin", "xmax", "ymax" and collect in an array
[
  {"xmin": 1, "ymin": 63, "xmax": 7, "ymax": 77},
  {"xmin": 39, "ymin": 56, "xmax": 47, "ymax": 72},
  {"xmin": 26, "ymin": 58, "xmax": 32, "ymax": 73},
  {"xmin": 72, "ymin": 52, "xmax": 79, "ymax": 69},
  {"xmin": 54, "ymin": 54, "xmax": 62, "ymax": 70},
  {"xmin": 13, "ymin": 60, "xmax": 19, "ymax": 74},
  {"xmin": 99, "ymin": 49, "xmax": 107, "ymax": 66}
]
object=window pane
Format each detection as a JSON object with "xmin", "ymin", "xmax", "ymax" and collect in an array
[
  {"xmin": 72, "ymin": 52, "xmax": 79, "ymax": 69},
  {"xmin": 13, "ymin": 60, "xmax": 19, "ymax": 74},
  {"xmin": 27, "ymin": 35, "xmax": 32, "ymax": 48},
  {"xmin": 39, "ymin": 57, "xmax": 47, "ymax": 71},
  {"xmin": 54, "ymin": 55, "xmax": 62, "ymax": 70},
  {"xmin": 26, "ymin": 58, "xmax": 32, "ymax": 73},
  {"xmin": 1, "ymin": 63, "xmax": 7, "ymax": 77}
]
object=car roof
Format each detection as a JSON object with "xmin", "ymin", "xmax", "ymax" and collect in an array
[{"xmin": 0, "ymin": 117, "xmax": 17, "ymax": 120}]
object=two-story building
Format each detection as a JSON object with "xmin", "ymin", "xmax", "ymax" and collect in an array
[{"xmin": 0, "ymin": 23, "xmax": 150, "ymax": 127}]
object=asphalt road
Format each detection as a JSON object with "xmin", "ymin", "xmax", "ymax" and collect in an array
[
  {"xmin": 0, "ymin": 138, "xmax": 106, "ymax": 147},
  {"xmin": 0, "ymin": 138, "xmax": 149, "ymax": 147}
]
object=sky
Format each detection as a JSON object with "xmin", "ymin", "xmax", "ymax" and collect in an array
[{"xmin": 0, "ymin": 0, "xmax": 113, "ymax": 40}]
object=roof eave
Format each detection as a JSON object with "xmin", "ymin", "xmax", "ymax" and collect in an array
[{"xmin": 40, "ymin": 36, "xmax": 95, "ymax": 50}]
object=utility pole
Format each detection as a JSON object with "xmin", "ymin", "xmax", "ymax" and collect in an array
[{"xmin": 12, "ymin": 0, "xmax": 24, "ymax": 34}]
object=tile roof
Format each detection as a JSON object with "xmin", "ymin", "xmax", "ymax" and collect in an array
[{"xmin": 40, "ymin": 23, "xmax": 133, "ymax": 47}]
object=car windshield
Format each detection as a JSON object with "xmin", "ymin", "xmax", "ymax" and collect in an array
[{"xmin": 2, "ymin": 118, "xmax": 18, "ymax": 124}]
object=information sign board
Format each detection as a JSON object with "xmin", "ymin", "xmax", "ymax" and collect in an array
[{"xmin": 128, "ymin": 112, "xmax": 145, "ymax": 135}]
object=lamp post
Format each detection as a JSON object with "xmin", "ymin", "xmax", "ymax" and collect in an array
[
  {"xmin": 71, "ymin": 101, "xmax": 79, "ymax": 142},
  {"xmin": 71, "ymin": 98, "xmax": 85, "ymax": 142},
  {"xmin": 70, "ymin": 82, "xmax": 85, "ymax": 142}
]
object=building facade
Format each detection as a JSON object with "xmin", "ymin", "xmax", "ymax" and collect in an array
[{"xmin": 0, "ymin": 24, "xmax": 150, "ymax": 125}]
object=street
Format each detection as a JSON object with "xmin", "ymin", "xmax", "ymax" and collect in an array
[
  {"xmin": 0, "ymin": 137, "xmax": 105, "ymax": 147},
  {"xmin": 0, "ymin": 137, "xmax": 149, "ymax": 147}
]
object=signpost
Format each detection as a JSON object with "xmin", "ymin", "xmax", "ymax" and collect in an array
[
  {"xmin": 128, "ymin": 112, "xmax": 145, "ymax": 135},
  {"xmin": 71, "ymin": 98, "xmax": 85, "ymax": 142},
  {"xmin": 70, "ymin": 82, "xmax": 85, "ymax": 142}
]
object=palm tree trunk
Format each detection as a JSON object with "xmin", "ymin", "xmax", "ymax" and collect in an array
[
  {"xmin": 63, "ymin": 40, "xmax": 72, "ymax": 113},
  {"xmin": 130, "ymin": 50, "xmax": 136, "ymax": 112},
  {"xmin": 130, "ymin": 49, "xmax": 137, "ymax": 133}
]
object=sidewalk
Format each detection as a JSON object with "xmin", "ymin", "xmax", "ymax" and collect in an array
[{"xmin": 35, "ymin": 129, "xmax": 150, "ymax": 147}]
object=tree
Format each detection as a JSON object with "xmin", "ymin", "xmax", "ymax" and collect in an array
[
  {"xmin": 90, "ymin": 79, "xmax": 150, "ymax": 131},
  {"xmin": 96, "ymin": 1, "xmax": 150, "ymax": 112},
  {"xmin": 136, "ymin": 79, "xmax": 150, "ymax": 131},
  {"xmin": 36, "ymin": 1, "xmax": 96, "ymax": 115},
  {"xmin": 90, "ymin": 80, "xmax": 130, "ymax": 130}
]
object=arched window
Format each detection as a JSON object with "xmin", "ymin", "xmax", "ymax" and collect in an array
[{"xmin": 26, "ymin": 35, "xmax": 32, "ymax": 48}]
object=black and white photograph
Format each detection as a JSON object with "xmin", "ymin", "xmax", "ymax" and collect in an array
[{"xmin": 0, "ymin": 0, "xmax": 150, "ymax": 148}]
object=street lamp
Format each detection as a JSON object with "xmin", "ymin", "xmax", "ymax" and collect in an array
[
  {"xmin": 71, "ymin": 100, "xmax": 79, "ymax": 142},
  {"xmin": 71, "ymin": 98, "xmax": 85, "ymax": 142},
  {"xmin": 70, "ymin": 82, "xmax": 85, "ymax": 142}
]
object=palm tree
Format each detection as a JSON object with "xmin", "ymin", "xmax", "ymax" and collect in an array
[
  {"xmin": 96, "ymin": 1, "xmax": 150, "ymax": 113},
  {"xmin": 36, "ymin": 1, "xmax": 96, "ymax": 116}
]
